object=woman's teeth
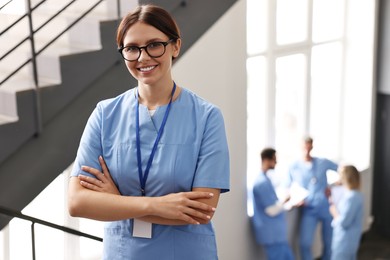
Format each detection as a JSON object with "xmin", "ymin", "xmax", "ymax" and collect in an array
[{"xmin": 139, "ymin": 66, "xmax": 155, "ymax": 72}]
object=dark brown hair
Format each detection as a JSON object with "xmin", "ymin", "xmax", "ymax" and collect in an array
[
  {"xmin": 116, "ymin": 4, "xmax": 181, "ymax": 48},
  {"xmin": 261, "ymin": 148, "xmax": 276, "ymax": 161}
]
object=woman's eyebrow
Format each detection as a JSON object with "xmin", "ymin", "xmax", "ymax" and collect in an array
[{"xmin": 123, "ymin": 38, "xmax": 166, "ymax": 47}]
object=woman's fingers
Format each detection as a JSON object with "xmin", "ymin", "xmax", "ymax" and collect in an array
[
  {"xmin": 152, "ymin": 192, "xmax": 216, "ymax": 223},
  {"xmin": 184, "ymin": 191, "xmax": 214, "ymax": 200},
  {"xmin": 182, "ymin": 206, "xmax": 212, "ymax": 220},
  {"xmin": 78, "ymin": 175, "xmax": 103, "ymax": 191},
  {"xmin": 79, "ymin": 157, "xmax": 121, "ymax": 195},
  {"xmin": 81, "ymin": 165, "xmax": 104, "ymax": 181},
  {"xmin": 186, "ymin": 198, "xmax": 216, "ymax": 212},
  {"xmin": 98, "ymin": 156, "xmax": 113, "ymax": 181},
  {"xmin": 181, "ymin": 192, "xmax": 216, "ymax": 211},
  {"xmin": 78, "ymin": 174, "xmax": 102, "ymax": 186}
]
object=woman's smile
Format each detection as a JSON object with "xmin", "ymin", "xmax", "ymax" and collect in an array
[{"xmin": 138, "ymin": 65, "xmax": 157, "ymax": 72}]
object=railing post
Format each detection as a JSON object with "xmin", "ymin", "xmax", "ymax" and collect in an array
[
  {"xmin": 31, "ymin": 222, "xmax": 36, "ymax": 260},
  {"xmin": 26, "ymin": 0, "xmax": 43, "ymax": 135}
]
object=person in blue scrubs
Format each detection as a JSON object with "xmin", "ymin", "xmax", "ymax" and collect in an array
[
  {"xmin": 252, "ymin": 148, "xmax": 294, "ymax": 260},
  {"xmin": 286, "ymin": 137, "xmax": 338, "ymax": 260},
  {"xmin": 67, "ymin": 4, "xmax": 230, "ymax": 260},
  {"xmin": 329, "ymin": 165, "xmax": 363, "ymax": 260}
]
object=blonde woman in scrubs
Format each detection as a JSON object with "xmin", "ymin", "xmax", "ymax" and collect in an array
[
  {"xmin": 329, "ymin": 165, "xmax": 363, "ymax": 260},
  {"xmin": 67, "ymin": 4, "xmax": 230, "ymax": 260}
]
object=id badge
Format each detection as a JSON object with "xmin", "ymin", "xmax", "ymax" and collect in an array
[{"xmin": 133, "ymin": 219, "xmax": 152, "ymax": 238}]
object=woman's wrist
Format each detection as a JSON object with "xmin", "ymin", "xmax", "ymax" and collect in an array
[{"xmin": 141, "ymin": 196, "xmax": 155, "ymax": 216}]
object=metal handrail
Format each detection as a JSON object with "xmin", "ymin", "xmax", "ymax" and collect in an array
[
  {"xmin": 0, "ymin": 0, "xmax": 47, "ymax": 37},
  {"xmin": 0, "ymin": 205, "xmax": 102, "ymax": 260},
  {"xmin": 0, "ymin": 0, "xmax": 14, "ymax": 11},
  {"xmin": 0, "ymin": 0, "xmax": 106, "ymax": 85},
  {"xmin": 37, "ymin": 0, "xmax": 105, "ymax": 57}
]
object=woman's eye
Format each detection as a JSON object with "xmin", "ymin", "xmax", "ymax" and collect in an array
[
  {"xmin": 124, "ymin": 46, "xmax": 138, "ymax": 53},
  {"xmin": 148, "ymin": 42, "xmax": 162, "ymax": 49}
]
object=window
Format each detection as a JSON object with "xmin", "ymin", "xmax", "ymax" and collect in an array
[{"xmin": 246, "ymin": 0, "xmax": 376, "ymax": 216}]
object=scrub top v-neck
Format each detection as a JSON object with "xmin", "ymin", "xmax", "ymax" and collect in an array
[{"xmin": 71, "ymin": 87, "xmax": 230, "ymax": 260}]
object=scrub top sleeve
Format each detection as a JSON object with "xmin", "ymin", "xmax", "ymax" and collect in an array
[
  {"xmin": 193, "ymin": 107, "xmax": 230, "ymax": 193},
  {"xmin": 326, "ymin": 159, "xmax": 338, "ymax": 172},
  {"xmin": 70, "ymin": 104, "xmax": 103, "ymax": 178}
]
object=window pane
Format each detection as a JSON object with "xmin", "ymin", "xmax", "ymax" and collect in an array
[
  {"xmin": 9, "ymin": 219, "xmax": 32, "ymax": 260},
  {"xmin": 310, "ymin": 43, "xmax": 342, "ymax": 158},
  {"xmin": 247, "ymin": 0, "xmax": 267, "ymax": 54},
  {"xmin": 312, "ymin": 0, "xmax": 345, "ymax": 42},
  {"xmin": 246, "ymin": 56, "xmax": 266, "ymax": 216},
  {"xmin": 275, "ymin": 54, "xmax": 306, "ymax": 169},
  {"xmin": 35, "ymin": 224, "xmax": 65, "ymax": 260},
  {"xmin": 341, "ymin": 0, "xmax": 375, "ymax": 169},
  {"xmin": 276, "ymin": 0, "xmax": 308, "ymax": 45}
]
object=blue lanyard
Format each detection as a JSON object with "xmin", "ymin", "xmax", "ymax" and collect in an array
[{"xmin": 135, "ymin": 82, "xmax": 176, "ymax": 196}]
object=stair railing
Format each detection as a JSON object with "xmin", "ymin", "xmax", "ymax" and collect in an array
[
  {"xmin": 0, "ymin": 0, "xmax": 120, "ymax": 134},
  {"xmin": 0, "ymin": 205, "xmax": 102, "ymax": 260},
  {"xmin": 0, "ymin": 0, "xmax": 13, "ymax": 11}
]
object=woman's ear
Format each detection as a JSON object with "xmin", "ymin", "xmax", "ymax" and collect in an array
[{"xmin": 172, "ymin": 38, "xmax": 182, "ymax": 59}]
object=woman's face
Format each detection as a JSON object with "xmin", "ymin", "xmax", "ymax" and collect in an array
[{"xmin": 122, "ymin": 21, "xmax": 181, "ymax": 86}]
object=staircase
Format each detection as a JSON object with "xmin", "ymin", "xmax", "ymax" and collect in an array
[{"xmin": 0, "ymin": 0, "xmax": 237, "ymax": 230}]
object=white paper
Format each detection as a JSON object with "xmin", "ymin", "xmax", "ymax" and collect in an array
[
  {"xmin": 326, "ymin": 169, "xmax": 340, "ymax": 185},
  {"xmin": 133, "ymin": 219, "xmax": 152, "ymax": 238},
  {"xmin": 284, "ymin": 182, "xmax": 309, "ymax": 210}
]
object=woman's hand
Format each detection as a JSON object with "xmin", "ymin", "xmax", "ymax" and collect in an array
[
  {"xmin": 146, "ymin": 191, "xmax": 216, "ymax": 225},
  {"xmin": 329, "ymin": 203, "xmax": 339, "ymax": 218},
  {"xmin": 78, "ymin": 156, "xmax": 218, "ymax": 225},
  {"xmin": 78, "ymin": 156, "xmax": 121, "ymax": 195}
]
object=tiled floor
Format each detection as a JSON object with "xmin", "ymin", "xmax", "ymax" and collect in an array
[{"xmin": 358, "ymin": 229, "xmax": 390, "ymax": 260}]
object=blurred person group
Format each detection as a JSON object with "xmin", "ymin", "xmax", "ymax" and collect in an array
[{"xmin": 251, "ymin": 137, "xmax": 364, "ymax": 260}]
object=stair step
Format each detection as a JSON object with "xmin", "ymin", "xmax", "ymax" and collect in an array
[
  {"xmin": 1, "ymin": 13, "xmax": 104, "ymax": 49},
  {"xmin": 0, "ymin": 89, "xmax": 18, "ymax": 122},
  {"xmin": 0, "ymin": 0, "xmax": 137, "ymax": 124},
  {"xmin": 1, "ymin": 72, "xmax": 59, "ymax": 93},
  {"xmin": 0, "ymin": 114, "xmax": 18, "ymax": 125},
  {"xmin": 1, "ymin": 40, "xmax": 98, "ymax": 86},
  {"xmin": 0, "ymin": 75, "xmax": 58, "ymax": 120}
]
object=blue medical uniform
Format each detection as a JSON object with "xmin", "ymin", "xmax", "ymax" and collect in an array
[
  {"xmin": 331, "ymin": 190, "xmax": 363, "ymax": 260},
  {"xmin": 71, "ymin": 87, "xmax": 230, "ymax": 260},
  {"xmin": 252, "ymin": 172, "xmax": 294, "ymax": 260},
  {"xmin": 287, "ymin": 158, "xmax": 338, "ymax": 260}
]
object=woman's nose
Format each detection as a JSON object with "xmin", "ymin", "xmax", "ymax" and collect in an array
[{"xmin": 138, "ymin": 48, "xmax": 151, "ymax": 61}]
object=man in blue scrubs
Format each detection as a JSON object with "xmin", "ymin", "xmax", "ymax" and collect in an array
[
  {"xmin": 252, "ymin": 148, "xmax": 294, "ymax": 260},
  {"xmin": 286, "ymin": 137, "xmax": 338, "ymax": 260}
]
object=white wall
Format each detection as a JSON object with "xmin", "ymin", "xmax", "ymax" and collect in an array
[{"xmin": 172, "ymin": 1, "xmax": 258, "ymax": 259}]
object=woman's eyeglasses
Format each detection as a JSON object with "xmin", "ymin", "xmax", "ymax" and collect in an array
[{"xmin": 118, "ymin": 39, "xmax": 175, "ymax": 62}]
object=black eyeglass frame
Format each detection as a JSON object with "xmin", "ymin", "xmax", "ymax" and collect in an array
[{"xmin": 118, "ymin": 39, "xmax": 176, "ymax": 62}]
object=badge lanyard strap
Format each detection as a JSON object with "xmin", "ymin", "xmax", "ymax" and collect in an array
[{"xmin": 136, "ymin": 82, "xmax": 176, "ymax": 196}]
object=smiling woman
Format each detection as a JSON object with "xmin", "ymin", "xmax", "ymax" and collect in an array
[{"xmin": 67, "ymin": 4, "xmax": 230, "ymax": 260}]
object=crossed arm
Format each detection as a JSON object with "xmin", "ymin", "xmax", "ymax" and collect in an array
[{"xmin": 68, "ymin": 156, "xmax": 220, "ymax": 225}]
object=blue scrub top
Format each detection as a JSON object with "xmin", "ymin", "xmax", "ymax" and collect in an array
[
  {"xmin": 286, "ymin": 157, "xmax": 338, "ymax": 216},
  {"xmin": 331, "ymin": 190, "xmax": 363, "ymax": 257},
  {"xmin": 71, "ymin": 87, "xmax": 230, "ymax": 260},
  {"xmin": 252, "ymin": 172, "xmax": 289, "ymax": 245}
]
